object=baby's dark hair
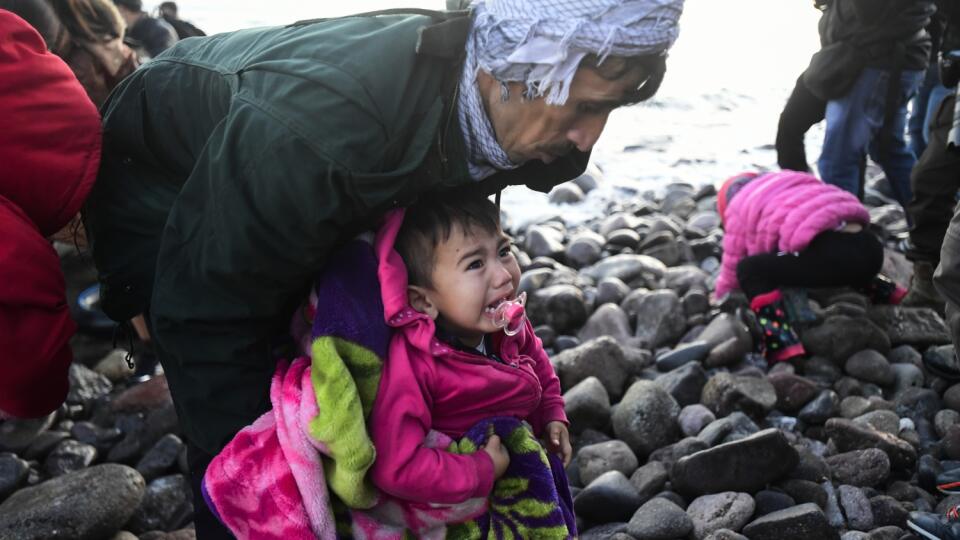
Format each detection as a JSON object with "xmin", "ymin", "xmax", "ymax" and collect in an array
[{"xmin": 396, "ymin": 192, "xmax": 502, "ymax": 288}]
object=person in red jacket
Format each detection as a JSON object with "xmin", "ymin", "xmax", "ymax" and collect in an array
[{"xmin": 0, "ymin": 9, "xmax": 102, "ymax": 418}]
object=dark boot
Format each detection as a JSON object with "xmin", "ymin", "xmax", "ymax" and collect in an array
[
  {"xmin": 858, "ymin": 274, "xmax": 908, "ymax": 305},
  {"xmin": 908, "ymin": 506, "xmax": 960, "ymax": 540},
  {"xmin": 751, "ymin": 289, "xmax": 805, "ymax": 363},
  {"xmin": 904, "ymin": 261, "xmax": 946, "ymax": 313}
]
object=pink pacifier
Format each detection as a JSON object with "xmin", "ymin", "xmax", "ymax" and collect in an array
[{"xmin": 492, "ymin": 292, "xmax": 527, "ymax": 336}]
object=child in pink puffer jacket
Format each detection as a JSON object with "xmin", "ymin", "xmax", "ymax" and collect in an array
[{"xmin": 716, "ymin": 170, "xmax": 906, "ymax": 362}]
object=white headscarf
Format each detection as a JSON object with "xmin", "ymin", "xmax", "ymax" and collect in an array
[{"xmin": 457, "ymin": 0, "xmax": 685, "ymax": 179}]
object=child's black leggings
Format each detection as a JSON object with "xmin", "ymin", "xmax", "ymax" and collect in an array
[{"xmin": 735, "ymin": 229, "xmax": 884, "ymax": 299}]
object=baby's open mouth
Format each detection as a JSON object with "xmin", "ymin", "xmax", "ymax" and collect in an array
[{"xmin": 483, "ymin": 294, "xmax": 514, "ymax": 315}]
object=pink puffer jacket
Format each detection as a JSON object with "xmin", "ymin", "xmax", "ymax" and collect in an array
[{"xmin": 714, "ymin": 171, "xmax": 870, "ymax": 297}]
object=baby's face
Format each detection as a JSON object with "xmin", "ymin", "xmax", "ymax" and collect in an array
[{"xmin": 426, "ymin": 223, "xmax": 522, "ymax": 347}]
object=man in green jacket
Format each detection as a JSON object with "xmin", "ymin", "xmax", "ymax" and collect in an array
[{"xmin": 86, "ymin": 1, "xmax": 683, "ymax": 535}]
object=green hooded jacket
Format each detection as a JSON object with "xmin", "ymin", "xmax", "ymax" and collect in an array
[{"xmin": 85, "ymin": 9, "xmax": 588, "ymax": 454}]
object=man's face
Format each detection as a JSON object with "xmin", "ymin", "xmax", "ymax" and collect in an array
[{"xmin": 479, "ymin": 64, "xmax": 648, "ymax": 164}]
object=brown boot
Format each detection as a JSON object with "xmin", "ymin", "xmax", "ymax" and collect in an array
[{"xmin": 903, "ymin": 261, "xmax": 946, "ymax": 314}]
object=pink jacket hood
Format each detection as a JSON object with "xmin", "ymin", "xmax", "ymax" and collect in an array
[{"xmin": 715, "ymin": 171, "xmax": 871, "ymax": 297}]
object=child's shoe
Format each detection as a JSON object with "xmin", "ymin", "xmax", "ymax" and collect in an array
[
  {"xmin": 938, "ymin": 467, "xmax": 960, "ymax": 495},
  {"xmin": 859, "ymin": 274, "xmax": 908, "ymax": 305},
  {"xmin": 751, "ymin": 289, "xmax": 805, "ymax": 363},
  {"xmin": 907, "ymin": 505, "xmax": 960, "ymax": 540}
]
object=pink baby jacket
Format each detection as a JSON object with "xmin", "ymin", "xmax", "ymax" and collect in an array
[
  {"xmin": 369, "ymin": 209, "xmax": 567, "ymax": 506},
  {"xmin": 714, "ymin": 171, "xmax": 871, "ymax": 297}
]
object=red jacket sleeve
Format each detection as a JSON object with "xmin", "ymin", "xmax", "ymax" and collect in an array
[
  {"xmin": 520, "ymin": 321, "xmax": 568, "ymax": 437},
  {"xmin": 370, "ymin": 339, "xmax": 494, "ymax": 504}
]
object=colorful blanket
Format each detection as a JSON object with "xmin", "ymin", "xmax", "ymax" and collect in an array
[
  {"xmin": 202, "ymin": 239, "xmax": 576, "ymax": 539},
  {"xmin": 351, "ymin": 416, "xmax": 577, "ymax": 540}
]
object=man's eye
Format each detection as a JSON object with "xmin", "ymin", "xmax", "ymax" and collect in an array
[
  {"xmin": 467, "ymin": 260, "xmax": 483, "ymax": 270},
  {"xmin": 499, "ymin": 247, "xmax": 512, "ymax": 257}
]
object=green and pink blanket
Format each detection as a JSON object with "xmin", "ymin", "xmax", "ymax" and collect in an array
[{"xmin": 201, "ymin": 240, "xmax": 575, "ymax": 539}]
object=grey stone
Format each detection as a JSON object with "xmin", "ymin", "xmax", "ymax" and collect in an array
[
  {"xmin": 135, "ymin": 434, "xmax": 185, "ymax": 482},
  {"xmin": 612, "ymin": 381, "xmax": 681, "ymax": 459},
  {"xmin": 626, "ymin": 497, "xmax": 693, "ymax": 540},
  {"xmin": 572, "ymin": 166, "xmax": 601, "ymax": 194},
  {"xmin": 838, "ymin": 484, "xmax": 874, "ymax": 531},
  {"xmin": 656, "ymin": 341, "xmax": 710, "ymax": 372},
  {"xmin": 825, "ymin": 448, "xmax": 891, "ymax": 487},
  {"xmin": 524, "ymin": 225, "xmax": 565, "ymax": 259},
  {"xmin": 566, "ymin": 231, "xmax": 604, "ymax": 268},
  {"xmin": 663, "ymin": 266, "xmax": 710, "ymax": 296},
  {"xmin": 67, "ymin": 362, "xmax": 113, "ymax": 406},
  {"xmin": 633, "ymin": 290, "xmax": 687, "ymax": 349},
  {"xmin": 704, "ymin": 530, "xmax": 748, "ymax": 540},
  {"xmin": 655, "ymin": 361, "xmax": 708, "ymax": 407},
  {"xmin": 564, "ymin": 377, "xmax": 611, "ymax": 434},
  {"xmin": 648, "ymin": 437, "xmax": 709, "ymax": 469},
  {"xmin": 671, "ymin": 429, "xmax": 799, "ymax": 496},
  {"xmin": 22, "ymin": 430, "xmax": 69, "ymax": 461},
  {"xmin": 802, "ymin": 316, "xmax": 891, "ymax": 363},
  {"xmin": 822, "ymin": 481, "xmax": 845, "ymax": 528},
  {"xmin": 853, "ymin": 410, "xmax": 901, "ymax": 435},
  {"xmin": 696, "ymin": 412, "xmax": 759, "ymax": 447},
  {"xmin": 44, "ymin": 440, "xmax": 97, "ymax": 477},
  {"xmin": 574, "ymin": 471, "xmax": 643, "ymax": 523},
  {"xmin": 0, "ymin": 464, "xmax": 145, "ymax": 540},
  {"xmin": 686, "ymin": 491, "xmax": 755, "ymax": 539},
  {"xmin": 890, "ymin": 363, "xmax": 924, "ymax": 394},
  {"xmin": 741, "ymin": 503, "xmax": 840, "ymax": 540},
  {"xmin": 580, "ymin": 522, "xmax": 628, "ymax": 540},
  {"xmin": 577, "ymin": 440, "xmax": 639, "ymax": 486},
  {"xmin": 768, "ymin": 373, "xmax": 820, "ymax": 414},
  {"xmin": 71, "ymin": 422, "xmax": 123, "ymax": 455},
  {"xmin": 824, "ymin": 418, "xmax": 916, "ymax": 470},
  {"xmin": 582, "ymin": 254, "xmax": 667, "ymax": 285},
  {"xmin": 553, "ymin": 336, "xmax": 629, "ymax": 400},
  {"xmin": 869, "ymin": 495, "xmax": 907, "ymax": 528},
  {"xmin": 798, "ymin": 390, "xmax": 840, "ymax": 425},
  {"xmin": 127, "ymin": 474, "xmax": 192, "ymax": 534},
  {"xmin": 606, "ymin": 228, "xmax": 642, "ymax": 250},
  {"xmin": 549, "ymin": 182, "xmax": 585, "ymax": 205},
  {"xmin": 0, "ymin": 413, "xmax": 55, "ymax": 453},
  {"xmin": 867, "ymin": 305, "xmax": 951, "ymax": 347},
  {"xmin": 578, "ymin": 303, "xmax": 632, "ymax": 342},
  {"xmin": 679, "ymin": 404, "xmax": 716, "ymax": 437},
  {"xmin": 0, "ymin": 454, "xmax": 29, "ymax": 501},
  {"xmin": 596, "ymin": 277, "xmax": 631, "ymax": 306},
  {"xmin": 700, "ymin": 372, "xmax": 777, "ymax": 418},
  {"xmin": 629, "ymin": 461, "xmax": 669, "ymax": 502},
  {"xmin": 527, "ymin": 284, "xmax": 588, "ymax": 334},
  {"xmin": 935, "ymin": 409, "xmax": 960, "ymax": 438},
  {"xmin": 894, "ymin": 387, "xmax": 942, "ymax": 421},
  {"xmin": 841, "ymin": 396, "xmax": 873, "ymax": 419},
  {"xmin": 845, "ymin": 350, "xmax": 895, "ymax": 386},
  {"xmin": 753, "ymin": 489, "xmax": 795, "ymax": 517}
]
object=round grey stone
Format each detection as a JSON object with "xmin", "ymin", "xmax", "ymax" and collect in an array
[
  {"xmin": 626, "ymin": 497, "xmax": 693, "ymax": 540},
  {"xmin": 837, "ymin": 484, "xmax": 874, "ymax": 531},
  {"xmin": 577, "ymin": 440, "xmax": 639, "ymax": 486},
  {"xmin": 686, "ymin": 491, "xmax": 755, "ymax": 539},
  {"xmin": 679, "ymin": 404, "xmax": 716, "ymax": 437},
  {"xmin": 0, "ymin": 464, "xmax": 145, "ymax": 540},
  {"xmin": 612, "ymin": 381, "xmax": 681, "ymax": 459},
  {"xmin": 845, "ymin": 350, "xmax": 894, "ymax": 386}
]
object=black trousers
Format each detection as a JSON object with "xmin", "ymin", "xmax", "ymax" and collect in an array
[
  {"xmin": 736, "ymin": 230, "xmax": 885, "ymax": 299},
  {"xmin": 776, "ymin": 74, "xmax": 825, "ymax": 172},
  {"xmin": 187, "ymin": 441, "xmax": 236, "ymax": 539},
  {"xmin": 907, "ymin": 93, "xmax": 960, "ymax": 264}
]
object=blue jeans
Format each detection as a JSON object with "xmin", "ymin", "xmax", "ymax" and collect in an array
[
  {"xmin": 908, "ymin": 62, "xmax": 950, "ymax": 157},
  {"xmin": 819, "ymin": 67, "xmax": 924, "ymax": 207}
]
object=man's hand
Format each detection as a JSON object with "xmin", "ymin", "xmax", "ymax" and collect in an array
[
  {"xmin": 545, "ymin": 421, "xmax": 572, "ymax": 466},
  {"xmin": 483, "ymin": 434, "xmax": 511, "ymax": 479}
]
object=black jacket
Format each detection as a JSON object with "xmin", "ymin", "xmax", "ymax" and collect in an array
[{"xmin": 819, "ymin": 0, "xmax": 936, "ymax": 70}]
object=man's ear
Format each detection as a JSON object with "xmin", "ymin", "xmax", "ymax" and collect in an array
[{"xmin": 407, "ymin": 285, "xmax": 439, "ymax": 320}]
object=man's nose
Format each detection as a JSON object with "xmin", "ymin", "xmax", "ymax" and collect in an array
[{"xmin": 567, "ymin": 113, "xmax": 610, "ymax": 152}]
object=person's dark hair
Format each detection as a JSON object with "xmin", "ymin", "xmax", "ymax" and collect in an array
[
  {"xmin": 112, "ymin": 0, "xmax": 141, "ymax": 12},
  {"xmin": 395, "ymin": 193, "xmax": 502, "ymax": 288},
  {"xmin": 50, "ymin": 0, "xmax": 125, "ymax": 44},
  {"xmin": 0, "ymin": 0, "xmax": 63, "ymax": 49},
  {"xmin": 158, "ymin": 1, "xmax": 177, "ymax": 16},
  {"xmin": 581, "ymin": 52, "xmax": 668, "ymax": 104}
]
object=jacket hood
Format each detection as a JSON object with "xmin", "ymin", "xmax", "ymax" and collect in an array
[
  {"xmin": 0, "ymin": 10, "xmax": 102, "ymax": 236},
  {"xmin": 375, "ymin": 209, "xmax": 439, "ymax": 353},
  {"xmin": 717, "ymin": 172, "xmax": 759, "ymax": 224}
]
